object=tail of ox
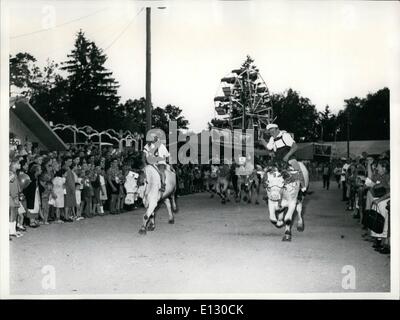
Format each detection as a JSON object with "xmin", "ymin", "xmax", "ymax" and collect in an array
[
  {"xmin": 263, "ymin": 162, "xmax": 309, "ymax": 242},
  {"xmin": 138, "ymin": 165, "xmax": 177, "ymax": 235}
]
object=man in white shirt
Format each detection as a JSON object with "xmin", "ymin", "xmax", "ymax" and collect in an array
[
  {"xmin": 260, "ymin": 123, "xmax": 306, "ymax": 193},
  {"xmin": 143, "ymin": 134, "xmax": 170, "ymax": 192}
]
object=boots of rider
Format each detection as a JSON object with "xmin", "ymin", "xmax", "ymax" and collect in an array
[{"xmin": 288, "ymin": 159, "xmax": 306, "ymax": 193}]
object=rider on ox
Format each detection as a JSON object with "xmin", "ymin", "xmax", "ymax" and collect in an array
[
  {"xmin": 260, "ymin": 123, "xmax": 307, "ymax": 194},
  {"xmin": 142, "ymin": 134, "xmax": 170, "ymax": 193},
  {"xmin": 138, "ymin": 133, "xmax": 177, "ymax": 235},
  {"xmin": 259, "ymin": 123, "xmax": 310, "ymax": 241}
]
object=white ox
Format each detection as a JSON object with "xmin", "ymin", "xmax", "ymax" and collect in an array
[
  {"xmin": 263, "ymin": 162, "xmax": 309, "ymax": 241},
  {"xmin": 137, "ymin": 164, "xmax": 177, "ymax": 234}
]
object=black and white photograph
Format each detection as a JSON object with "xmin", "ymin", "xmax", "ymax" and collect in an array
[{"xmin": 1, "ymin": 0, "xmax": 399, "ymax": 300}]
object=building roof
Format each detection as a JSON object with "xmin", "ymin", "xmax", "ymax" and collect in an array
[{"xmin": 10, "ymin": 96, "xmax": 67, "ymax": 151}]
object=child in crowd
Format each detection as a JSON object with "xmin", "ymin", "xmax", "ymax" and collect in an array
[
  {"xmin": 92, "ymin": 165, "xmax": 104, "ymax": 215},
  {"xmin": 75, "ymin": 171, "xmax": 84, "ymax": 221},
  {"xmin": 117, "ymin": 169, "xmax": 126, "ymax": 213},
  {"xmin": 81, "ymin": 170, "xmax": 94, "ymax": 218},
  {"xmin": 99, "ymin": 167, "xmax": 107, "ymax": 214},
  {"xmin": 90, "ymin": 166, "xmax": 101, "ymax": 216},
  {"xmin": 52, "ymin": 169, "xmax": 65, "ymax": 224},
  {"xmin": 41, "ymin": 181, "xmax": 55, "ymax": 225}
]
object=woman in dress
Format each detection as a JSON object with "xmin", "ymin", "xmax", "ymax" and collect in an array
[{"xmin": 52, "ymin": 169, "xmax": 66, "ymax": 223}]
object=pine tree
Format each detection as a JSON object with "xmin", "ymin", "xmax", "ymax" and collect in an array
[{"xmin": 62, "ymin": 30, "xmax": 120, "ymax": 130}]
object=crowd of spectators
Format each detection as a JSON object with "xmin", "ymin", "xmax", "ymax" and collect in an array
[
  {"xmin": 8, "ymin": 140, "xmax": 203, "ymax": 240},
  {"xmin": 8, "ymin": 142, "xmax": 130, "ymax": 238},
  {"xmin": 319, "ymin": 151, "xmax": 391, "ymax": 255},
  {"xmin": 9, "ymin": 139, "xmax": 391, "ymax": 255}
]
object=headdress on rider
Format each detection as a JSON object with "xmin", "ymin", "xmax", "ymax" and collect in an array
[
  {"xmin": 146, "ymin": 133, "xmax": 155, "ymax": 142},
  {"xmin": 266, "ymin": 123, "xmax": 278, "ymax": 131},
  {"xmin": 146, "ymin": 129, "xmax": 165, "ymax": 143}
]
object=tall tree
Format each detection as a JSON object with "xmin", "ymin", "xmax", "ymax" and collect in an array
[
  {"xmin": 61, "ymin": 30, "xmax": 120, "ymax": 130},
  {"xmin": 335, "ymin": 88, "xmax": 389, "ymax": 141},
  {"xmin": 9, "ymin": 52, "xmax": 41, "ymax": 96},
  {"xmin": 318, "ymin": 105, "xmax": 337, "ymax": 141},
  {"xmin": 270, "ymin": 89, "xmax": 319, "ymax": 142},
  {"xmin": 116, "ymin": 99, "xmax": 189, "ymax": 137},
  {"xmin": 29, "ymin": 59, "xmax": 71, "ymax": 123},
  {"xmin": 115, "ymin": 98, "xmax": 147, "ymax": 134}
]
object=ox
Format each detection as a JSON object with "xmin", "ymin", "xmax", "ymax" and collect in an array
[
  {"xmin": 236, "ymin": 169, "xmax": 261, "ymax": 204},
  {"xmin": 263, "ymin": 162, "xmax": 309, "ymax": 241},
  {"xmin": 215, "ymin": 163, "xmax": 232, "ymax": 204},
  {"xmin": 137, "ymin": 164, "xmax": 177, "ymax": 235}
]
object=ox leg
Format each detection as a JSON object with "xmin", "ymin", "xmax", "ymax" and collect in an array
[
  {"xmin": 164, "ymin": 198, "xmax": 175, "ymax": 224},
  {"xmin": 139, "ymin": 200, "xmax": 157, "ymax": 235},
  {"xmin": 268, "ymin": 201, "xmax": 280, "ymax": 228},
  {"xmin": 247, "ymin": 188, "xmax": 251, "ymax": 204},
  {"xmin": 276, "ymin": 209, "xmax": 285, "ymax": 228},
  {"xmin": 236, "ymin": 189, "xmax": 240, "ymax": 202},
  {"xmin": 243, "ymin": 187, "xmax": 248, "ymax": 203},
  {"xmin": 255, "ymin": 184, "xmax": 260, "ymax": 205},
  {"xmin": 147, "ymin": 215, "xmax": 156, "ymax": 231},
  {"xmin": 171, "ymin": 194, "xmax": 178, "ymax": 213},
  {"xmin": 216, "ymin": 182, "xmax": 224, "ymax": 204},
  {"xmin": 296, "ymin": 201, "xmax": 304, "ymax": 232},
  {"xmin": 282, "ymin": 204, "xmax": 296, "ymax": 241},
  {"xmin": 236, "ymin": 185, "xmax": 241, "ymax": 203},
  {"xmin": 220, "ymin": 183, "xmax": 227, "ymax": 204},
  {"xmin": 226, "ymin": 187, "xmax": 231, "ymax": 202}
]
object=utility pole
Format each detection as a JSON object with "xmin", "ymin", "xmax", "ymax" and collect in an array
[
  {"xmin": 346, "ymin": 108, "xmax": 350, "ymax": 159},
  {"xmin": 145, "ymin": 7, "xmax": 152, "ymax": 134},
  {"xmin": 320, "ymin": 125, "xmax": 324, "ymax": 141}
]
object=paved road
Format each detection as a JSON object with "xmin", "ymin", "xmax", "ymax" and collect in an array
[{"xmin": 10, "ymin": 181, "xmax": 390, "ymax": 295}]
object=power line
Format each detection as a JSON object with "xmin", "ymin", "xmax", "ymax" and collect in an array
[
  {"xmin": 104, "ymin": 7, "xmax": 144, "ymax": 52},
  {"xmin": 37, "ymin": 11, "xmax": 132, "ymax": 58},
  {"xmin": 10, "ymin": 7, "xmax": 108, "ymax": 40}
]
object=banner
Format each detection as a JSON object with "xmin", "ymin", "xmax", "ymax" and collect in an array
[{"xmin": 313, "ymin": 143, "xmax": 332, "ymax": 157}]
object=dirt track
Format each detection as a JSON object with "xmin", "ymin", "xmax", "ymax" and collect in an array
[{"xmin": 10, "ymin": 181, "xmax": 390, "ymax": 295}]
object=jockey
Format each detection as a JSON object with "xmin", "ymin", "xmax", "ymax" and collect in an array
[
  {"xmin": 260, "ymin": 123, "xmax": 307, "ymax": 193},
  {"xmin": 142, "ymin": 133, "xmax": 170, "ymax": 192}
]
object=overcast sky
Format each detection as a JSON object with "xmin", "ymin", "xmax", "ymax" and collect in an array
[{"xmin": 7, "ymin": 0, "xmax": 400, "ymax": 132}]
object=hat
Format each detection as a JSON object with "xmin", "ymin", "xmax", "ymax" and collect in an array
[
  {"xmin": 146, "ymin": 129, "xmax": 164, "ymax": 142},
  {"xmin": 145, "ymin": 134, "xmax": 154, "ymax": 142},
  {"xmin": 238, "ymin": 156, "xmax": 246, "ymax": 165},
  {"xmin": 266, "ymin": 123, "xmax": 278, "ymax": 130}
]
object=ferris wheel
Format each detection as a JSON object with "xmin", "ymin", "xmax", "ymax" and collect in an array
[{"xmin": 213, "ymin": 57, "xmax": 274, "ymax": 137}]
